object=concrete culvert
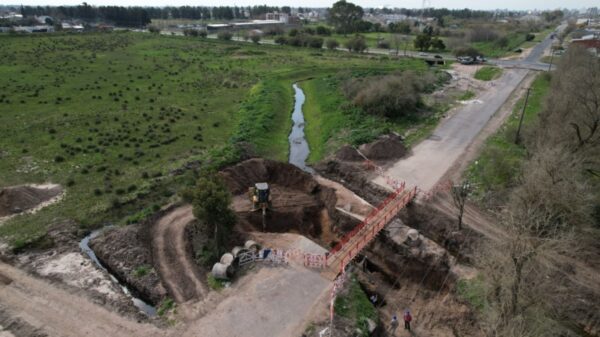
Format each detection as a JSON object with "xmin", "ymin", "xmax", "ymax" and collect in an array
[
  {"xmin": 231, "ymin": 246, "xmax": 248, "ymax": 257},
  {"xmin": 244, "ymin": 240, "xmax": 259, "ymax": 252},
  {"xmin": 220, "ymin": 253, "xmax": 234, "ymax": 265},
  {"xmin": 211, "ymin": 262, "xmax": 234, "ymax": 280}
]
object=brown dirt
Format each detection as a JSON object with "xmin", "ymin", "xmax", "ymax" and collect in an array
[
  {"xmin": 0, "ymin": 261, "xmax": 166, "ymax": 337},
  {"xmin": 0, "ymin": 184, "xmax": 63, "ymax": 218},
  {"xmin": 90, "ymin": 224, "xmax": 167, "ymax": 305},
  {"xmin": 150, "ymin": 205, "xmax": 207, "ymax": 304},
  {"xmin": 335, "ymin": 145, "xmax": 364, "ymax": 162},
  {"xmin": 358, "ymin": 134, "xmax": 407, "ymax": 162}
]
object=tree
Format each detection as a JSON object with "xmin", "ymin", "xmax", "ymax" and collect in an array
[
  {"xmin": 327, "ymin": 0, "xmax": 364, "ymax": 35},
  {"xmin": 451, "ymin": 181, "xmax": 471, "ymax": 230},
  {"xmin": 190, "ymin": 171, "xmax": 236, "ymax": 257},
  {"xmin": 326, "ymin": 38, "xmax": 339, "ymax": 50},
  {"xmin": 148, "ymin": 25, "xmax": 160, "ymax": 34},
  {"xmin": 431, "ymin": 37, "xmax": 446, "ymax": 51},
  {"xmin": 308, "ymin": 37, "xmax": 324, "ymax": 48},
  {"xmin": 414, "ymin": 34, "xmax": 432, "ymax": 51}
]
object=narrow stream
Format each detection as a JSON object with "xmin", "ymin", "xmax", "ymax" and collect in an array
[
  {"xmin": 79, "ymin": 230, "xmax": 157, "ymax": 316},
  {"xmin": 288, "ymin": 83, "xmax": 315, "ymax": 173}
]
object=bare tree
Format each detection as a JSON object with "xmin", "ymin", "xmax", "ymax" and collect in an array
[{"xmin": 451, "ymin": 180, "xmax": 472, "ymax": 231}]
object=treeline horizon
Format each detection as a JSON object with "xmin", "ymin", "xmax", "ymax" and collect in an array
[{"xmin": 2, "ymin": 4, "xmax": 528, "ymax": 28}]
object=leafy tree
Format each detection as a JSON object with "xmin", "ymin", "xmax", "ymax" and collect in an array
[
  {"xmin": 217, "ymin": 31, "xmax": 233, "ymax": 40},
  {"xmin": 414, "ymin": 34, "xmax": 432, "ymax": 51},
  {"xmin": 250, "ymin": 34, "xmax": 261, "ymax": 44},
  {"xmin": 315, "ymin": 25, "xmax": 332, "ymax": 36},
  {"xmin": 388, "ymin": 21, "xmax": 411, "ymax": 34},
  {"xmin": 431, "ymin": 37, "xmax": 446, "ymax": 51},
  {"xmin": 191, "ymin": 171, "xmax": 236, "ymax": 257},
  {"xmin": 308, "ymin": 37, "xmax": 324, "ymax": 48},
  {"xmin": 328, "ymin": 0, "xmax": 364, "ymax": 35}
]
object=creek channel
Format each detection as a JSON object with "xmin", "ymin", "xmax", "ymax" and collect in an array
[
  {"xmin": 288, "ymin": 83, "xmax": 315, "ymax": 173},
  {"xmin": 80, "ymin": 229, "xmax": 157, "ymax": 316}
]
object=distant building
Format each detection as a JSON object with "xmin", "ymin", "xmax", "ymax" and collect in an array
[
  {"xmin": 571, "ymin": 34, "xmax": 600, "ymax": 56},
  {"xmin": 13, "ymin": 25, "xmax": 54, "ymax": 33},
  {"xmin": 207, "ymin": 20, "xmax": 284, "ymax": 32},
  {"xmin": 0, "ymin": 12, "xmax": 22, "ymax": 20},
  {"xmin": 265, "ymin": 12, "xmax": 289, "ymax": 24},
  {"xmin": 35, "ymin": 15, "xmax": 52, "ymax": 24}
]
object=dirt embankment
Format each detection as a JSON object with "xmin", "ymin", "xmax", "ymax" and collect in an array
[
  {"xmin": 358, "ymin": 134, "xmax": 407, "ymax": 162},
  {"xmin": 90, "ymin": 224, "xmax": 167, "ymax": 305},
  {"xmin": 0, "ymin": 184, "xmax": 63, "ymax": 219}
]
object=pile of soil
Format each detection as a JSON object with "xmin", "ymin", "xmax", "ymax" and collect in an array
[
  {"xmin": 335, "ymin": 145, "xmax": 364, "ymax": 162},
  {"xmin": 358, "ymin": 134, "xmax": 407, "ymax": 161},
  {"xmin": 90, "ymin": 223, "xmax": 167, "ymax": 305},
  {"xmin": 0, "ymin": 184, "xmax": 63, "ymax": 217},
  {"xmin": 221, "ymin": 158, "xmax": 338, "ymax": 241}
]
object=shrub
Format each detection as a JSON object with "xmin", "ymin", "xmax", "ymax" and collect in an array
[
  {"xmin": 183, "ymin": 29, "xmax": 199, "ymax": 37},
  {"xmin": 274, "ymin": 36, "xmax": 288, "ymax": 45},
  {"xmin": 308, "ymin": 37, "xmax": 324, "ymax": 49},
  {"xmin": 377, "ymin": 40, "xmax": 390, "ymax": 49},
  {"xmin": 198, "ymin": 30, "xmax": 207, "ymax": 38},
  {"xmin": 250, "ymin": 34, "xmax": 261, "ymax": 44},
  {"xmin": 326, "ymin": 39, "xmax": 339, "ymax": 50},
  {"xmin": 345, "ymin": 35, "xmax": 368, "ymax": 53},
  {"xmin": 525, "ymin": 33, "xmax": 535, "ymax": 41},
  {"xmin": 453, "ymin": 46, "xmax": 482, "ymax": 58},
  {"xmin": 54, "ymin": 155, "xmax": 65, "ymax": 163},
  {"xmin": 217, "ymin": 31, "xmax": 233, "ymax": 41},
  {"xmin": 148, "ymin": 26, "xmax": 160, "ymax": 34},
  {"xmin": 316, "ymin": 25, "xmax": 332, "ymax": 36},
  {"xmin": 66, "ymin": 178, "xmax": 75, "ymax": 187},
  {"xmin": 343, "ymin": 71, "xmax": 435, "ymax": 118}
]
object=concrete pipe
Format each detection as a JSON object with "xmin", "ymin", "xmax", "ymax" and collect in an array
[
  {"xmin": 232, "ymin": 246, "xmax": 247, "ymax": 257},
  {"xmin": 406, "ymin": 229, "xmax": 421, "ymax": 246},
  {"xmin": 244, "ymin": 240, "xmax": 260, "ymax": 252},
  {"xmin": 220, "ymin": 253, "xmax": 234, "ymax": 265},
  {"xmin": 211, "ymin": 262, "xmax": 234, "ymax": 280}
]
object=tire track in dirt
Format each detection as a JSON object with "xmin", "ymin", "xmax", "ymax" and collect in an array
[
  {"xmin": 0, "ymin": 262, "xmax": 165, "ymax": 337},
  {"xmin": 151, "ymin": 205, "xmax": 207, "ymax": 303}
]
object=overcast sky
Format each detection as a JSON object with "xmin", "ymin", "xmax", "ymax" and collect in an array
[{"xmin": 1, "ymin": 0, "xmax": 595, "ymax": 10}]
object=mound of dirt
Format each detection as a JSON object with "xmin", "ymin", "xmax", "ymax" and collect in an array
[
  {"xmin": 220, "ymin": 158, "xmax": 319, "ymax": 195},
  {"xmin": 358, "ymin": 134, "xmax": 407, "ymax": 161},
  {"xmin": 0, "ymin": 184, "xmax": 63, "ymax": 217},
  {"xmin": 335, "ymin": 145, "xmax": 364, "ymax": 162}
]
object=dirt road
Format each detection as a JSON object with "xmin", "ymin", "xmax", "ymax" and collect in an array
[
  {"xmin": 152, "ymin": 205, "xmax": 207, "ymax": 304},
  {"xmin": 374, "ymin": 68, "xmax": 529, "ymax": 192},
  {"xmin": 0, "ymin": 261, "xmax": 165, "ymax": 337}
]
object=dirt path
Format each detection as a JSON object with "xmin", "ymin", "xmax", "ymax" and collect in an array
[
  {"xmin": 0, "ymin": 261, "xmax": 165, "ymax": 337},
  {"xmin": 152, "ymin": 205, "xmax": 207, "ymax": 304}
]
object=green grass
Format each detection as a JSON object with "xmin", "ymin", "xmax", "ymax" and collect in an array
[
  {"xmin": 0, "ymin": 32, "xmax": 423, "ymax": 248},
  {"xmin": 474, "ymin": 66, "xmax": 503, "ymax": 81},
  {"xmin": 458, "ymin": 90, "xmax": 476, "ymax": 101},
  {"xmin": 472, "ymin": 32, "xmax": 527, "ymax": 58},
  {"xmin": 133, "ymin": 265, "xmax": 151, "ymax": 277},
  {"xmin": 207, "ymin": 274, "xmax": 226, "ymax": 290},
  {"xmin": 467, "ymin": 72, "xmax": 551, "ymax": 200},
  {"xmin": 456, "ymin": 276, "xmax": 487, "ymax": 312},
  {"xmin": 157, "ymin": 297, "xmax": 175, "ymax": 316},
  {"xmin": 334, "ymin": 275, "xmax": 378, "ymax": 336}
]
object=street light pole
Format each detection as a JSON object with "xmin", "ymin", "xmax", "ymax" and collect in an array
[{"xmin": 515, "ymin": 87, "xmax": 532, "ymax": 144}]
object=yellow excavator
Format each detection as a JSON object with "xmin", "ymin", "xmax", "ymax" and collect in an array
[{"xmin": 248, "ymin": 182, "xmax": 271, "ymax": 231}]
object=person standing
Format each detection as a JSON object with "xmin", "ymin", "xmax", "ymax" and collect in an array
[
  {"xmin": 403, "ymin": 309, "xmax": 412, "ymax": 331},
  {"xmin": 389, "ymin": 315, "xmax": 399, "ymax": 335}
]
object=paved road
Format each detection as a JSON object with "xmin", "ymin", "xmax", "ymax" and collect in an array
[{"xmin": 373, "ymin": 68, "xmax": 530, "ymax": 192}]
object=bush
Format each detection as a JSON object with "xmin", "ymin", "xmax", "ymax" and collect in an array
[
  {"xmin": 326, "ymin": 39, "xmax": 339, "ymax": 50},
  {"xmin": 316, "ymin": 25, "xmax": 332, "ymax": 36},
  {"xmin": 343, "ymin": 71, "xmax": 435, "ymax": 118},
  {"xmin": 54, "ymin": 155, "xmax": 65, "ymax": 163},
  {"xmin": 525, "ymin": 33, "xmax": 535, "ymax": 41},
  {"xmin": 345, "ymin": 35, "xmax": 368, "ymax": 53},
  {"xmin": 148, "ymin": 26, "xmax": 160, "ymax": 34},
  {"xmin": 217, "ymin": 31, "xmax": 233, "ymax": 41},
  {"xmin": 274, "ymin": 36, "xmax": 288, "ymax": 45},
  {"xmin": 308, "ymin": 37, "xmax": 324, "ymax": 49},
  {"xmin": 183, "ymin": 29, "xmax": 199, "ymax": 37},
  {"xmin": 453, "ymin": 46, "xmax": 482, "ymax": 58},
  {"xmin": 198, "ymin": 30, "xmax": 207, "ymax": 38},
  {"xmin": 250, "ymin": 34, "xmax": 261, "ymax": 44},
  {"xmin": 377, "ymin": 40, "xmax": 390, "ymax": 49}
]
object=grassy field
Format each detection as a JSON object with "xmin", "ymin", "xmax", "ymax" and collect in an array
[
  {"xmin": 0, "ymin": 32, "xmax": 425, "ymax": 247},
  {"xmin": 467, "ymin": 72, "xmax": 552, "ymax": 201},
  {"xmin": 474, "ymin": 66, "xmax": 503, "ymax": 81}
]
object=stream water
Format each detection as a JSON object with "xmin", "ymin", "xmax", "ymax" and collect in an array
[
  {"xmin": 79, "ymin": 230, "xmax": 157, "ymax": 316},
  {"xmin": 288, "ymin": 83, "xmax": 314, "ymax": 173}
]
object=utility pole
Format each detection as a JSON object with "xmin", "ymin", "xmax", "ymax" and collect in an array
[
  {"xmin": 515, "ymin": 87, "xmax": 532, "ymax": 144},
  {"xmin": 548, "ymin": 47, "xmax": 555, "ymax": 71}
]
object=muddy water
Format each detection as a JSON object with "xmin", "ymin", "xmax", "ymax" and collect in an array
[
  {"xmin": 288, "ymin": 83, "xmax": 315, "ymax": 173},
  {"xmin": 80, "ymin": 230, "xmax": 157, "ymax": 316}
]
